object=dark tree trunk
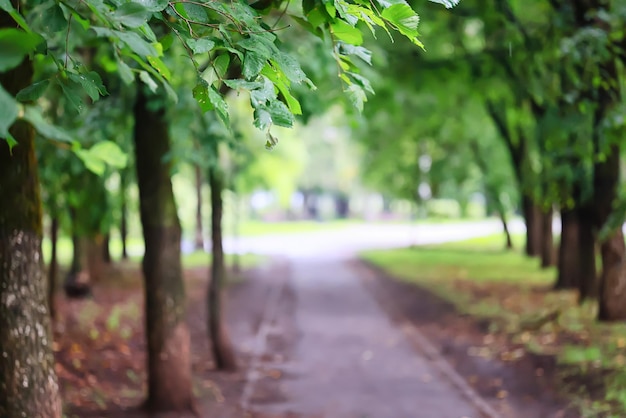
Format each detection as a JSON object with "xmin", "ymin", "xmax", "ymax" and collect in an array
[
  {"xmin": 595, "ymin": 145, "xmax": 626, "ymax": 320},
  {"xmin": 555, "ymin": 209, "xmax": 580, "ymax": 290},
  {"xmin": 0, "ymin": 35, "xmax": 61, "ymax": 416},
  {"xmin": 133, "ymin": 88, "xmax": 194, "ymax": 411},
  {"xmin": 64, "ymin": 208, "xmax": 91, "ymax": 298},
  {"xmin": 498, "ymin": 209, "xmax": 513, "ymax": 250},
  {"xmin": 120, "ymin": 170, "xmax": 129, "ymax": 260},
  {"xmin": 49, "ymin": 217, "xmax": 59, "ymax": 320},
  {"xmin": 522, "ymin": 195, "xmax": 542, "ymax": 257},
  {"xmin": 103, "ymin": 233, "xmax": 111, "ymax": 264},
  {"xmin": 208, "ymin": 162, "xmax": 237, "ymax": 371},
  {"xmin": 540, "ymin": 206, "xmax": 555, "ymax": 268},
  {"xmin": 194, "ymin": 164, "xmax": 204, "ymax": 251},
  {"xmin": 577, "ymin": 214, "xmax": 597, "ymax": 302},
  {"xmin": 598, "ymin": 230, "xmax": 626, "ymax": 320}
]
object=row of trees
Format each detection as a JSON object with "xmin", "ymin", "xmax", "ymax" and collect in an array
[
  {"xmin": 0, "ymin": 0, "xmax": 452, "ymax": 416},
  {"xmin": 359, "ymin": 0, "xmax": 626, "ymax": 319}
]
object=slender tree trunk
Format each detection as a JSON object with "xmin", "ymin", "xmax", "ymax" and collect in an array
[
  {"xmin": 87, "ymin": 234, "xmax": 106, "ymax": 283},
  {"xmin": 120, "ymin": 170, "xmax": 129, "ymax": 260},
  {"xmin": 194, "ymin": 164, "xmax": 204, "ymax": 251},
  {"xmin": 577, "ymin": 214, "xmax": 597, "ymax": 302},
  {"xmin": 64, "ymin": 208, "xmax": 91, "ymax": 298},
  {"xmin": 0, "ymin": 34, "xmax": 61, "ymax": 416},
  {"xmin": 208, "ymin": 162, "xmax": 237, "ymax": 371},
  {"xmin": 103, "ymin": 233, "xmax": 111, "ymax": 264},
  {"xmin": 497, "ymin": 208, "xmax": 513, "ymax": 250},
  {"xmin": 232, "ymin": 192, "xmax": 241, "ymax": 274},
  {"xmin": 522, "ymin": 195, "xmax": 542, "ymax": 257},
  {"xmin": 49, "ymin": 217, "xmax": 59, "ymax": 320},
  {"xmin": 540, "ymin": 206, "xmax": 555, "ymax": 268},
  {"xmin": 133, "ymin": 88, "xmax": 194, "ymax": 411},
  {"xmin": 555, "ymin": 209, "xmax": 580, "ymax": 290}
]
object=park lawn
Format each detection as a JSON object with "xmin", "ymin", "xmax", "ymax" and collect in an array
[{"xmin": 362, "ymin": 234, "xmax": 626, "ymax": 417}]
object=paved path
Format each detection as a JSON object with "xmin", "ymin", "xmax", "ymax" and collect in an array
[{"xmin": 240, "ymin": 259, "xmax": 492, "ymax": 417}]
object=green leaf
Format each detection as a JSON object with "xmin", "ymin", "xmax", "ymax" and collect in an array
[
  {"xmin": 381, "ymin": 4, "xmax": 422, "ymax": 46},
  {"xmin": 68, "ymin": 72, "xmax": 107, "ymax": 102},
  {"xmin": 273, "ymin": 52, "xmax": 306, "ymax": 84},
  {"xmin": 117, "ymin": 59, "xmax": 135, "ymax": 84},
  {"xmin": 253, "ymin": 107, "xmax": 272, "ymax": 130},
  {"xmin": 208, "ymin": 86, "xmax": 229, "ymax": 125},
  {"xmin": 213, "ymin": 54, "xmax": 230, "ymax": 79},
  {"xmin": 74, "ymin": 141, "xmax": 128, "ymax": 176},
  {"xmin": 267, "ymin": 100, "xmax": 294, "ymax": 127},
  {"xmin": 58, "ymin": 78, "xmax": 85, "ymax": 112},
  {"xmin": 346, "ymin": 83, "xmax": 367, "ymax": 111},
  {"xmin": 43, "ymin": 5, "xmax": 67, "ymax": 33},
  {"xmin": 338, "ymin": 43, "xmax": 372, "ymax": 65},
  {"xmin": 330, "ymin": 20, "xmax": 363, "ymax": 45},
  {"xmin": 23, "ymin": 107, "xmax": 74, "ymax": 143},
  {"xmin": 243, "ymin": 50, "xmax": 266, "ymax": 79},
  {"xmin": 0, "ymin": 84, "xmax": 18, "ymax": 141},
  {"xmin": 186, "ymin": 38, "xmax": 215, "ymax": 55},
  {"xmin": 113, "ymin": 2, "xmax": 153, "ymax": 28},
  {"xmin": 147, "ymin": 55, "xmax": 171, "ymax": 80},
  {"xmin": 89, "ymin": 141, "xmax": 128, "ymax": 168},
  {"xmin": 92, "ymin": 27, "xmax": 158, "ymax": 58},
  {"xmin": 139, "ymin": 71, "xmax": 158, "ymax": 92},
  {"xmin": 193, "ymin": 79, "xmax": 213, "ymax": 112},
  {"xmin": 16, "ymin": 80, "xmax": 49, "ymax": 102},
  {"xmin": 0, "ymin": 29, "xmax": 41, "ymax": 72},
  {"xmin": 139, "ymin": 0, "xmax": 170, "ymax": 12}
]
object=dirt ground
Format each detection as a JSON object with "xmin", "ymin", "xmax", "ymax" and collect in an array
[{"xmin": 55, "ymin": 259, "xmax": 580, "ymax": 418}]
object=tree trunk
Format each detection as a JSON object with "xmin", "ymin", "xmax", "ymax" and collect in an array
[
  {"xmin": 64, "ymin": 208, "xmax": 91, "ymax": 298},
  {"xmin": 103, "ymin": 233, "xmax": 111, "ymax": 264},
  {"xmin": 577, "ymin": 214, "xmax": 597, "ymax": 302},
  {"xmin": 208, "ymin": 162, "xmax": 238, "ymax": 371},
  {"xmin": 49, "ymin": 217, "xmax": 59, "ymax": 320},
  {"xmin": 595, "ymin": 145, "xmax": 626, "ymax": 320},
  {"xmin": 598, "ymin": 230, "xmax": 626, "ymax": 320},
  {"xmin": 540, "ymin": 206, "xmax": 555, "ymax": 268},
  {"xmin": 522, "ymin": 195, "xmax": 542, "ymax": 257},
  {"xmin": 194, "ymin": 164, "xmax": 204, "ymax": 251},
  {"xmin": 232, "ymin": 192, "xmax": 241, "ymax": 274},
  {"xmin": 0, "ymin": 36, "xmax": 61, "ymax": 416},
  {"xmin": 120, "ymin": 170, "xmax": 129, "ymax": 260},
  {"xmin": 133, "ymin": 88, "xmax": 194, "ymax": 411},
  {"xmin": 555, "ymin": 209, "xmax": 580, "ymax": 290},
  {"xmin": 87, "ymin": 234, "xmax": 106, "ymax": 283},
  {"xmin": 497, "ymin": 208, "xmax": 513, "ymax": 250}
]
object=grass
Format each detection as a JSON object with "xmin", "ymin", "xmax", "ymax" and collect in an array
[{"xmin": 362, "ymin": 233, "xmax": 626, "ymax": 417}]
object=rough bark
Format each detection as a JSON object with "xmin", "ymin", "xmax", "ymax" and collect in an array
[
  {"xmin": 0, "ymin": 35, "xmax": 61, "ymax": 416},
  {"xmin": 133, "ymin": 88, "xmax": 194, "ymax": 411},
  {"xmin": 49, "ymin": 217, "xmax": 59, "ymax": 320},
  {"xmin": 598, "ymin": 230, "xmax": 626, "ymax": 320},
  {"xmin": 595, "ymin": 146, "xmax": 626, "ymax": 320},
  {"xmin": 194, "ymin": 164, "xmax": 204, "ymax": 251},
  {"xmin": 208, "ymin": 163, "xmax": 238, "ymax": 371},
  {"xmin": 540, "ymin": 207, "xmax": 555, "ymax": 268}
]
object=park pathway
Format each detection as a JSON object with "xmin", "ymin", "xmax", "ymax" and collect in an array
[{"xmin": 239, "ymin": 257, "xmax": 491, "ymax": 418}]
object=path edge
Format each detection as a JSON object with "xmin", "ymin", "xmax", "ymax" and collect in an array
[{"xmin": 355, "ymin": 259, "xmax": 504, "ymax": 418}]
